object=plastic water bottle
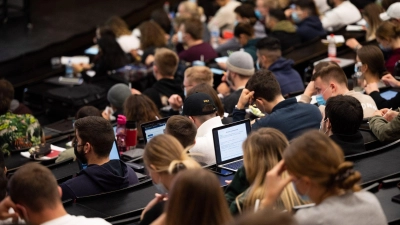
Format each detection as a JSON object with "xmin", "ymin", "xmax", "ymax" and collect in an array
[
  {"xmin": 116, "ymin": 115, "xmax": 127, "ymax": 154},
  {"xmin": 65, "ymin": 60, "xmax": 73, "ymax": 77},
  {"xmin": 210, "ymin": 24, "xmax": 220, "ymax": 49},
  {"xmin": 163, "ymin": 1, "xmax": 170, "ymax": 13},
  {"xmin": 328, "ymin": 34, "xmax": 336, "ymax": 58}
]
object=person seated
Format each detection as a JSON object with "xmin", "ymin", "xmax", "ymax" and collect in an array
[
  {"xmin": 1, "ymin": 80, "xmax": 32, "ymax": 115},
  {"xmin": 56, "ymin": 106, "xmax": 102, "ymax": 163},
  {"xmin": 152, "ymin": 169, "xmax": 233, "ymax": 225},
  {"xmin": 165, "ymin": 115, "xmax": 197, "ymax": 148},
  {"xmin": 233, "ymin": 70, "xmax": 321, "ymax": 140},
  {"xmin": 207, "ymin": 0, "xmax": 241, "ymax": 32},
  {"xmin": 150, "ymin": 8, "xmax": 173, "ymax": 36},
  {"xmin": 357, "ymin": 45, "xmax": 388, "ymax": 90},
  {"xmin": 60, "ymin": 116, "xmax": 139, "ymax": 200},
  {"xmin": 234, "ymin": 23, "xmax": 259, "ymax": 61},
  {"xmin": 182, "ymin": 93, "xmax": 223, "ymax": 165},
  {"xmin": 124, "ymin": 94, "xmax": 161, "ymax": 143},
  {"xmin": 105, "ymin": 16, "xmax": 140, "ymax": 55},
  {"xmin": 260, "ymin": 130, "xmax": 387, "ymax": 225},
  {"xmin": 142, "ymin": 48, "xmax": 184, "ymax": 110},
  {"xmin": 369, "ymin": 108, "xmax": 400, "ymax": 142},
  {"xmin": 0, "ymin": 79, "xmax": 44, "ymax": 154},
  {"xmin": 222, "ymin": 51, "xmax": 255, "ymax": 114},
  {"xmin": 322, "ymin": 95, "xmax": 365, "ymax": 155},
  {"xmin": 375, "ymin": 21, "xmax": 400, "ymax": 74},
  {"xmin": 364, "ymin": 73, "xmax": 400, "ymax": 109},
  {"xmin": 176, "ymin": 18, "xmax": 218, "ymax": 63},
  {"xmin": 137, "ymin": 21, "xmax": 169, "ymax": 66},
  {"xmin": 256, "ymin": 37, "xmax": 304, "ymax": 96},
  {"xmin": 102, "ymin": 83, "xmax": 131, "ymax": 121},
  {"xmin": 321, "ymin": 0, "xmax": 362, "ymax": 32},
  {"xmin": 231, "ymin": 208, "xmax": 297, "ymax": 225},
  {"xmin": 0, "ymin": 153, "xmax": 19, "ymax": 224},
  {"xmin": 235, "ymin": 4, "xmax": 267, "ymax": 38},
  {"xmin": 300, "ymin": 62, "xmax": 378, "ymax": 118},
  {"xmin": 291, "ymin": 0, "xmax": 326, "ymax": 43},
  {"xmin": 140, "ymin": 134, "xmax": 200, "ymax": 225},
  {"xmin": 7, "ymin": 163, "xmax": 111, "ymax": 224},
  {"xmin": 188, "ymin": 83, "xmax": 226, "ymax": 119},
  {"xmin": 227, "ymin": 128, "xmax": 304, "ymax": 215},
  {"xmin": 265, "ymin": 9, "xmax": 302, "ymax": 51},
  {"xmin": 177, "ymin": 1, "xmax": 210, "ymax": 42}
]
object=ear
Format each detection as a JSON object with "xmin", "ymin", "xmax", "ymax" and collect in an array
[
  {"xmin": 149, "ymin": 164, "xmax": 157, "ymax": 171},
  {"xmin": 302, "ymin": 176, "xmax": 312, "ymax": 185},
  {"xmin": 58, "ymin": 186, "xmax": 63, "ymax": 197},
  {"xmin": 326, "ymin": 118, "xmax": 332, "ymax": 130},
  {"xmin": 153, "ymin": 65, "xmax": 158, "ymax": 74},
  {"xmin": 362, "ymin": 64, "xmax": 368, "ymax": 73},
  {"xmin": 4, "ymin": 167, "xmax": 7, "ymax": 174},
  {"xmin": 84, "ymin": 142, "xmax": 91, "ymax": 154},
  {"xmin": 330, "ymin": 82, "xmax": 337, "ymax": 93},
  {"xmin": 15, "ymin": 204, "xmax": 28, "ymax": 221},
  {"xmin": 188, "ymin": 116, "xmax": 195, "ymax": 124}
]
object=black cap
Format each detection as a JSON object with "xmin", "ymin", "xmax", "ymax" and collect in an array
[{"xmin": 182, "ymin": 92, "xmax": 217, "ymax": 116}]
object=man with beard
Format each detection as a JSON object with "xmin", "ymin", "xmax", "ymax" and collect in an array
[{"xmin": 60, "ymin": 116, "xmax": 138, "ymax": 201}]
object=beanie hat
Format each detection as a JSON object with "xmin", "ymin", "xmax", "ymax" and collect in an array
[
  {"xmin": 107, "ymin": 83, "xmax": 131, "ymax": 109},
  {"xmin": 226, "ymin": 51, "xmax": 255, "ymax": 76}
]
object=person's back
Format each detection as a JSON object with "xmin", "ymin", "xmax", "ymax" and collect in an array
[
  {"xmin": 292, "ymin": 0, "xmax": 325, "ymax": 42},
  {"xmin": 321, "ymin": 0, "xmax": 361, "ymax": 31}
]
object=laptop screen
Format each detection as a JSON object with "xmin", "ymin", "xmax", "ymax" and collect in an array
[
  {"xmin": 110, "ymin": 127, "xmax": 120, "ymax": 160},
  {"xmin": 141, "ymin": 117, "xmax": 169, "ymax": 144},
  {"xmin": 213, "ymin": 120, "xmax": 251, "ymax": 163}
]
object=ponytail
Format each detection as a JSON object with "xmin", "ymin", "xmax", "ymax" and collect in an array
[{"xmin": 334, "ymin": 162, "xmax": 361, "ymax": 191}]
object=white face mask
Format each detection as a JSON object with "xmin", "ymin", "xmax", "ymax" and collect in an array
[{"xmin": 177, "ymin": 31, "xmax": 183, "ymax": 43}]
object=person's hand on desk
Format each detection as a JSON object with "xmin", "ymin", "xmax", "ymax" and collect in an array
[
  {"xmin": 345, "ymin": 38, "xmax": 361, "ymax": 50},
  {"xmin": 140, "ymin": 193, "xmax": 167, "ymax": 220},
  {"xmin": 364, "ymin": 82, "xmax": 379, "ymax": 94},
  {"xmin": 382, "ymin": 108, "xmax": 399, "ymax": 122},
  {"xmin": 382, "ymin": 74, "xmax": 400, "ymax": 88},
  {"xmin": 236, "ymin": 89, "xmax": 254, "ymax": 110},
  {"xmin": 168, "ymin": 94, "xmax": 183, "ymax": 111}
]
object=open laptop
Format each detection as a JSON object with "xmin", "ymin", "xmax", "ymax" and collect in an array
[
  {"xmin": 212, "ymin": 119, "xmax": 251, "ymax": 172},
  {"xmin": 141, "ymin": 117, "xmax": 169, "ymax": 144}
]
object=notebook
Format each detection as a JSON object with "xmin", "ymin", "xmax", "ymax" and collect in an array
[
  {"xmin": 141, "ymin": 117, "xmax": 169, "ymax": 144},
  {"xmin": 212, "ymin": 119, "xmax": 251, "ymax": 172}
]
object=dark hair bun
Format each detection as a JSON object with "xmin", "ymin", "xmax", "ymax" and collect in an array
[{"xmin": 335, "ymin": 161, "xmax": 361, "ymax": 190}]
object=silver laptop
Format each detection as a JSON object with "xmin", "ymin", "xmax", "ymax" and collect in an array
[{"xmin": 212, "ymin": 119, "xmax": 251, "ymax": 172}]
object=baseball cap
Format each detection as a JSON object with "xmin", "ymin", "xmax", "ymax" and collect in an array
[
  {"xmin": 380, "ymin": 2, "xmax": 400, "ymax": 21},
  {"xmin": 182, "ymin": 92, "xmax": 217, "ymax": 116},
  {"xmin": 226, "ymin": 51, "xmax": 255, "ymax": 76}
]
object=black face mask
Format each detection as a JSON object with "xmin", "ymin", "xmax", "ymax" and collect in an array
[{"xmin": 74, "ymin": 143, "xmax": 87, "ymax": 165}]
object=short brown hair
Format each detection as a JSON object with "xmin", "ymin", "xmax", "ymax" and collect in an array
[
  {"xmin": 183, "ymin": 18, "xmax": 203, "ymax": 40},
  {"xmin": 313, "ymin": 64, "xmax": 348, "ymax": 86},
  {"xmin": 184, "ymin": 66, "xmax": 214, "ymax": 87},
  {"xmin": 154, "ymin": 48, "xmax": 179, "ymax": 76},
  {"xmin": 76, "ymin": 106, "xmax": 101, "ymax": 119},
  {"xmin": 357, "ymin": 45, "xmax": 387, "ymax": 78},
  {"xmin": 0, "ymin": 79, "xmax": 14, "ymax": 114},
  {"xmin": 9, "ymin": 163, "xmax": 60, "ymax": 212},
  {"xmin": 245, "ymin": 70, "xmax": 281, "ymax": 102},
  {"xmin": 234, "ymin": 22, "xmax": 254, "ymax": 38},
  {"xmin": 376, "ymin": 21, "xmax": 400, "ymax": 41},
  {"xmin": 138, "ymin": 21, "xmax": 167, "ymax": 50},
  {"xmin": 165, "ymin": 115, "xmax": 197, "ymax": 148},
  {"xmin": 74, "ymin": 116, "xmax": 115, "ymax": 158}
]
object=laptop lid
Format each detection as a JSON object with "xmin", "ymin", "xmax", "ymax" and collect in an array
[
  {"xmin": 141, "ymin": 117, "xmax": 169, "ymax": 144},
  {"xmin": 212, "ymin": 119, "xmax": 251, "ymax": 165}
]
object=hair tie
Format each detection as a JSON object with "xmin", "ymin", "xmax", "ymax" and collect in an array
[{"xmin": 335, "ymin": 169, "xmax": 354, "ymax": 182}]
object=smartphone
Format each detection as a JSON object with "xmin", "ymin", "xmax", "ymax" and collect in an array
[
  {"xmin": 212, "ymin": 167, "xmax": 234, "ymax": 176},
  {"xmin": 392, "ymin": 194, "xmax": 400, "ymax": 204}
]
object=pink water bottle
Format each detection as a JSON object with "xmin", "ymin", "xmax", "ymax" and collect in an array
[{"xmin": 116, "ymin": 115, "xmax": 127, "ymax": 154}]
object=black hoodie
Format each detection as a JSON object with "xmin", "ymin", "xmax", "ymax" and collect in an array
[
  {"xmin": 296, "ymin": 16, "xmax": 326, "ymax": 43},
  {"xmin": 60, "ymin": 160, "xmax": 139, "ymax": 200},
  {"xmin": 143, "ymin": 78, "xmax": 184, "ymax": 110}
]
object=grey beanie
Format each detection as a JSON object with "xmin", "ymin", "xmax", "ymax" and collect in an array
[
  {"xmin": 107, "ymin": 83, "xmax": 131, "ymax": 109},
  {"xmin": 226, "ymin": 51, "xmax": 255, "ymax": 76}
]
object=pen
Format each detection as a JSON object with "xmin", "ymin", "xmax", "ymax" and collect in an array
[
  {"xmin": 254, "ymin": 199, "xmax": 260, "ymax": 212},
  {"xmin": 383, "ymin": 108, "xmax": 392, "ymax": 117}
]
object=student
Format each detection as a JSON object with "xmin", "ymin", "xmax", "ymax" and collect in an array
[
  {"xmin": 291, "ymin": 0, "xmax": 326, "ymax": 43},
  {"xmin": 375, "ymin": 21, "xmax": 400, "ymax": 74},
  {"xmin": 222, "ymin": 51, "xmax": 255, "ymax": 114},
  {"xmin": 321, "ymin": 0, "xmax": 361, "ymax": 32},
  {"xmin": 265, "ymin": 9, "xmax": 302, "ymax": 51},
  {"xmin": 231, "ymin": 208, "xmax": 297, "ymax": 225},
  {"xmin": 228, "ymin": 128, "xmax": 303, "ymax": 215},
  {"xmin": 140, "ymin": 134, "xmax": 200, "ymax": 225},
  {"xmin": 234, "ymin": 4, "xmax": 267, "ymax": 38},
  {"xmin": 6, "ymin": 163, "xmax": 111, "ymax": 224},
  {"xmin": 369, "ymin": 108, "xmax": 400, "ymax": 142},
  {"xmin": 234, "ymin": 23, "xmax": 259, "ymax": 61},
  {"xmin": 233, "ymin": 70, "xmax": 321, "ymax": 140},
  {"xmin": 182, "ymin": 93, "xmax": 223, "ymax": 165},
  {"xmin": 153, "ymin": 169, "xmax": 233, "ymax": 225},
  {"xmin": 300, "ymin": 63, "xmax": 378, "ymax": 118},
  {"xmin": 1, "ymin": 79, "xmax": 32, "ymax": 115},
  {"xmin": 138, "ymin": 21, "xmax": 168, "ymax": 66},
  {"xmin": 207, "ymin": 0, "xmax": 241, "ymax": 32},
  {"xmin": 380, "ymin": 2, "xmax": 400, "ymax": 23},
  {"xmin": 165, "ymin": 115, "xmax": 197, "ymax": 148},
  {"xmin": 60, "ymin": 116, "xmax": 139, "ymax": 200},
  {"xmin": 177, "ymin": 1, "xmax": 210, "ymax": 43},
  {"xmin": 260, "ymin": 130, "xmax": 387, "ymax": 225},
  {"xmin": 0, "ymin": 79, "xmax": 44, "ymax": 154},
  {"xmin": 187, "ymin": 83, "xmax": 225, "ymax": 118},
  {"xmin": 364, "ymin": 73, "xmax": 400, "ymax": 109},
  {"xmin": 142, "ymin": 48, "xmax": 184, "ymax": 110},
  {"xmin": 357, "ymin": 45, "xmax": 388, "ymax": 89},
  {"xmin": 123, "ymin": 94, "xmax": 161, "ymax": 141},
  {"xmin": 102, "ymin": 83, "xmax": 131, "ymax": 121},
  {"xmin": 322, "ymin": 95, "xmax": 365, "ymax": 155},
  {"xmin": 176, "ymin": 18, "xmax": 218, "ymax": 63},
  {"xmin": 256, "ymin": 37, "xmax": 304, "ymax": 96},
  {"xmin": 105, "ymin": 16, "xmax": 140, "ymax": 54}
]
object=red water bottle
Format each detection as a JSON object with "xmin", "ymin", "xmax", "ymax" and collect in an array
[
  {"xmin": 116, "ymin": 115, "xmax": 127, "ymax": 154},
  {"xmin": 125, "ymin": 121, "xmax": 137, "ymax": 150}
]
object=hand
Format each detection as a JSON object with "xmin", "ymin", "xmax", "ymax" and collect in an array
[
  {"xmin": 140, "ymin": 193, "xmax": 167, "ymax": 220},
  {"xmin": 383, "ymin": 109, "xmax": 399, "ymax": 122},
  {"xmin": 304, "ymin": 81, "xmax": 316, "ymax": 97},
  {"xmin": 0, "ymin": 197, "xmax": 19, "ymax": 222},
  {"xmin": 373, "ymin": 109, "xmax": 384, "ymax": 117},
  {"xmin": 168, "ymin": 94, "xmax": 183, "ymax": 111},
  {"xmin": 346, "ymin": 38, "xmax": 361, "ymax": 50},
  {"xmin": 364, "ymin": 82, "xmax": 379, "ymax": 94},
  {"xmin": 225, "ymin": 180, "xmax": 232, "ymax": 185},
  {"xmin": 102, "ymin": 107, "xmax": 113, "ymax": 121},
  {"xmin": 217, "ymin": 62, "xmax": 227, "ymax": 70},
  {"xmin": 237, "ymin": 88, "xmax": 254, "ymax": 109},
  {"xmin": 284, "ymin": 8, "xmax": 293, "ymax": 18},
  {"xmin": 382, "ymin": 74, "xmax": 400, "ymax": 88},
  {"xmin": 145, "ymin": 55, "xmax": 155, "ymax": 66},
  {"xmin": 217, "ymin": 82, "xmax": 231, "ymax": 97},
  {"xmin": 131, "ymin": 88, "xmax": 141, "ymax": 95},
  {"xmin": 260, "ymin": 160, "xmax": 293, "ymax": 208}
]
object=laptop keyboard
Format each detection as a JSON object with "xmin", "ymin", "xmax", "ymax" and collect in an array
[{"xmin": 224, "ymin": 160, "xmax": 243, "ymax": 170}]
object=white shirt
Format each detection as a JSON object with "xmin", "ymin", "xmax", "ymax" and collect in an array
[
  {"xmin": 117, "ymin": 35, "xmax": 140, "ymax": 53},
  {"xmin": 321, "ymin": 1, "xmax": 361, "ymax": 32},
  {"xmin": 207, "ymin": 0, "xmax": 241, "ymax": 32},
  {"xmin": 42, "ymin": 214, "xmax": 111, "ymax": 225},
  {"xmin": 314, "ymin": 0, "xmax": 331, "ymax": 14},
  {"xmin": 190, "ymin": 116, "xmax": 223, "ymax": 165}
]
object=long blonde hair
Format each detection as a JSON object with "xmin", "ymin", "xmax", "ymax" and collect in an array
[
  {"xmin": 143, "ymin": 134, "xmax": 200, "ymax": 175},
  {"xmin": 237, "ymin": 128, "xmax": 303, "ymax": 213}
]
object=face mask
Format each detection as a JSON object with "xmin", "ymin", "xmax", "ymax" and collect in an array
[
  {"xmin": 379, "ymin": 43, "xmax": 391, "ymax": 52},
  {"xmin": 177, "ymin": 31, "xmax": 183, "ymax": 43},
  {"xmin": 256, "ymin": 60, "xmax": 261, "ymax": 70},
  {"xmin": 153, "ymin": 178, "xmax": 168, "ymax": 194},
  {"xmin": 234, "ymin": 20, "xmax": 238, "ymax": 27},
  {"xmin": 254, "ymin": 10, "xmax": 262, "ymax": 20},
  {"xmin": 291, "ymin": 12, "xmax": 301, "ymax": 23},
  {"xmin": 74, "ymin": 143, "xmax": 87, "ymax": 164},
  {"xmin": 292, "ymin": 182, "xmax": 310, "ymax": 201},
  {"xmin": 316, "ymin": 94, "xmax": 326, "ymax": 106}
]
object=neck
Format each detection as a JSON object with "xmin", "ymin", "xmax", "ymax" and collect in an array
[
  {"xmin": 234, "ymin": 78, "xmax": 249, "ymax": 90},
  {"xmin": 87, "ymin": 156, "xmax": 110, "ymax": 166},
  {"xmin": 266, "ymin": 95, "xmax": 285, "ymax": 113},
  {"xmin": 187, "ymin": 39, "xmax": 203, "ymax": 48},
  {"xmin": 336, "ymin": 84, "xmax": 349, "ymax": 95},
  {"xmin": 162, "ymin": 174, "xmax": 175, "ymax": 191},
  {"xmin": 28, "ymin": 204, "xmax": 67, "ymax": 225},
  {"xmin": 156, "ymin": 74, "xmax": 174, "ymax": 80},
  {"xmin": 364, "ymin": 73, "xmax": 381, "ymax": 84},
  {"xmin": 335, "ymin": 0, "xmax": 343, "ymax": 7},
  {"xmin": 392, "ymin": 39, "xmax": 400, "ymax": 49},
  {"xmin": 310, "ymin": 186, "xmax": 342, "ymax": 205}
]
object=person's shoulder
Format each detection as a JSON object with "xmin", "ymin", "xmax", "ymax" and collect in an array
[
  {"xmin": 70, "ymin": 215, "xmax": 111, "ymax": 224},
  {"xmin": 295, "ymin": 206, "xmax": 321, "ymax": 225}
]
